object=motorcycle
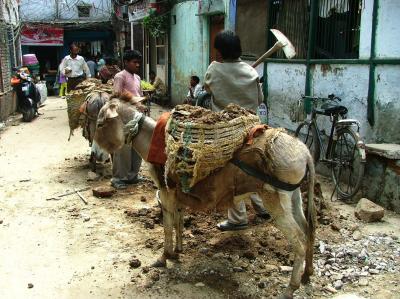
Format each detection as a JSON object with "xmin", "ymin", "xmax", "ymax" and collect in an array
[{"xmin": 11, "ymin": 67, "xmax": 41, "ymax": 122}]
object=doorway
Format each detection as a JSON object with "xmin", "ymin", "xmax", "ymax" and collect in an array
[{"xmin": 209, "ymin": 14, "xmax": 224, "ymax": 63}]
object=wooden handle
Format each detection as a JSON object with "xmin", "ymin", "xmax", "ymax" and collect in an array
[{"xmin": 252, "ymin": 41, "xmax": 284, "ymax": 68}]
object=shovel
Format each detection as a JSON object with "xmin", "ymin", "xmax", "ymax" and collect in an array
[{"xmin": 252, "ymin": 29, "xmax": 296, "ymax": 68}]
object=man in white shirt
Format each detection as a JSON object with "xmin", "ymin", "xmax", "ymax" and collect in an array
[
  {"xmin": 60, "ymin": 43, "xmax": 91, "ymax": 92},
  {"xmin": 184, "ymin": 75, "xmax": 202, "ymax": 105}
]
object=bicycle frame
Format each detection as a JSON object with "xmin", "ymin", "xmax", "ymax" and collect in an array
[{"xmin": 307, "ymin": 105, "xmax": 364, "ymax": 163}]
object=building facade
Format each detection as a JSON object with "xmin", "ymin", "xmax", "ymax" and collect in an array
[
  {"xmin": 19, "ymin": 0, "xmax": 115, "ymax": 94},
  {"xmin": 263, "ymin": 0, "xmax": 400, "ymax": 145},
  {"xmin": 0, "ymin": 0, "xmax": 21, "ymax": 121}
]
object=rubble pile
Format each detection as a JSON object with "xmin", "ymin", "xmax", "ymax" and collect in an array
[{"xmin": 316, "ymin": 232, "xmax": 400, "ymax": 290}]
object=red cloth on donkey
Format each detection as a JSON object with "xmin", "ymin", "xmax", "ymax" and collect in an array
[{"xmin": 147, "ymin": 112, "xmax": 171, "ymax": 165}]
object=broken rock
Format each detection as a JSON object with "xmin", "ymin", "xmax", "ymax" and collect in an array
[
  {"xmin": 355, "ymin": 198, "xmax": 384, "ymax": 222},
  {"xmin": 92, "ymin": 186, "xmax": 116, "ymax": 198}
]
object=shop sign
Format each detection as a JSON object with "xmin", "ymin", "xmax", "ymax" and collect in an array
[
  {"xmin": 129, "ymin": 0, "xmax": 150, "ymax": 23},
  {"xmin": 21, "ymin": 25, "xmax": 64, "ymax": 46}
]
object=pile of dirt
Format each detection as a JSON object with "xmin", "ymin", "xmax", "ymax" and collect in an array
[{"xmin": 172, "ymin": 104, "xmax": 256, "ymax": 124}]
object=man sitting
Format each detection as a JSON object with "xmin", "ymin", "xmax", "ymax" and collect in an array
[
  {"xmin": 184, "ymin": 75, "xmax": 202, "ymax": 105},
  {"xmin": 149, "ymin": 70, "xmax": 167, "ymax": 102}
]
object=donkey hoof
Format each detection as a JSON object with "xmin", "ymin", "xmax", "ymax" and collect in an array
[
  {"xmin": 301, "ymin": 273, "xmax": 311, "ymax": 284},
  {"xmin": 166, "ymin": 252, "xmax": 179, "ymax": 260},
  {"xmin": 151, "ymin": 258, "xmax": 166, "ymax": 268},
  {"xmin": 174, "ymin": 247, "xmax": 183, "ymax": 254},
  {"xmin": 277, "ymin": 287, "xmax": 294, "ymax": 299}
]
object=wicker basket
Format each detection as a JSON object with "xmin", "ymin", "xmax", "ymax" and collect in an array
[
  {"xmin": 66, "ymin": 79, "xmax": 114, "ymax": 139},
  {"xmin": 165, "ymin": 107, "xmax": 260, "ymax": 192}
]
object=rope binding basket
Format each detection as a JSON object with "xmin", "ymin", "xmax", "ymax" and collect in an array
[{"xmin": 165, "ymin": 104, "xmax": 260, "ymax": 192}]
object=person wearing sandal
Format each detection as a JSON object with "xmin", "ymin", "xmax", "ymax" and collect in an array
[{"xmin": 204, "ymin": 30, "xmax": 271, "ymax": 231}]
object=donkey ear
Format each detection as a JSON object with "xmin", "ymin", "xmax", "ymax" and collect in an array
[{"xmin": 106, "ymin": 104, "xmax": 119, "ymax": 118}]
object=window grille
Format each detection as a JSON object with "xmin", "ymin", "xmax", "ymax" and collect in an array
[{"xmin": 268, "ymin": 0, "xmax": 363, "ymax": 59}]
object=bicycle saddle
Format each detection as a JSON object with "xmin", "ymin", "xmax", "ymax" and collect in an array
[{"xmin": 321, "ymin": 103, "xmax": 348, "ymax": 116}]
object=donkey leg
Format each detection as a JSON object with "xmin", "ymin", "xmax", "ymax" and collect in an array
[
  {"xmin": 152, "ymin": 189, "xmax": 176, "ymax": 267},
  {"xmin": 262, "ymin": 190, "xmax": 307, "ymax": 299},
  {"xmin": 291, "ymin": 188, "xmax": 314, "ymax": 284},
  {"xmin": 174, "ymin": 207, "xmax": 184, "ymax": 253}
]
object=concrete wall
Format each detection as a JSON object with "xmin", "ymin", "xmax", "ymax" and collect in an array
[
  {"xmin": 266, "ymin": 0, "xmax": 400, "ymax": 144},
  {"xmin": 0, "ymin": 0, "xmax": 19, "ymax": 121},
  {"xmin": 20, "ymin": 0, "xmax": 112, "ymax": 21},
  {"xmin": 170, "ymin": 1, "xmax": 207, "ymax": 104}
]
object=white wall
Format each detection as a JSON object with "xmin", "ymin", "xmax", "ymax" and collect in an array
[
  {"xmin": 20, "ymin": 0, "xmax": 112, "ymax": 22},
  {"xmin": 267, "ymin": 0, "xmax": 400, "ymax": 144}
]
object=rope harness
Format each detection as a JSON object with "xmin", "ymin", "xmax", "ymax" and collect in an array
[{"xmin": 124, "ymin": 112, "xmax": 146, "ymax": 144}]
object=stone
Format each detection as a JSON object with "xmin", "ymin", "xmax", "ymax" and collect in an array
[
  {"xmin": 258, "ymin": 281, "xmax": 267, "ymax": 289},
  {"xmin": 233, "ymin": 267, "xmax": 245, "ymax": 272},
  {"xmin": 242, "ymin": 250, "xmax": 256, "ymax": 260},
  {"xmin": 195, "ymin": 282, "xmax": 205, "ymax": 287},
  {"xmin": 0, "ymin": 220, "xmax": 3, "ymax": 224},
  {"xmin": 83, "ymin": 215, "xmax": 91, "ymax": 222},
  {"xmin": 87, "ymin": 171, "xmax": 99, "ymax": 181},
  {"xmin": 333, "ymin": 280, "xmax": 343, "ymax": 290},
  {"xmin": 212, "ymin": 252, "xmax": 224, "ymax": 259},
  {"xmin": 144, "ymin": 219, "xmax": 155, "ymax": 229},
  {"xmin": 352, "ymin": 230, "xmax": 363, "ymax": 241},
  {"xmin": 199, "ymin": 247, "xmax": 209, "ymax": 254},
  {"xmin": 324, "ymin": 286, "xmax": 337, "ymax": 294},
  {"xmin": 140, "ymin": 196, "xmax": 147, "ymax": 202},
  {"xmin": 369, "ymin": 269, "xmax": 379, "ymax": 274},
  {"xmin": 279, "ymin": 266, "xmax": 293, "ymax": 273},
  {"xmin": 355, "ymin": 198, "xmax": 385, "ymax": 222},
  {"xmin": 92, "ymin": 186, "xmax": 116, "ymax": 198},
  {"xmin": 359, "ymin": 278, "xmax": 369, "ymax": 286},
  {"xmin": 28, "ymin": 283, "xmax": 34, "ymax": 289},
  {"xmin": 129, "ymin": 258, "xmax": 141, "ymax": 268}
]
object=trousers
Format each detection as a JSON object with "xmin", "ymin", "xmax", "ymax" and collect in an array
[
  {"xmin": 227, "ymin": 193, "xmax": 267, "ymax": 225},
  {"xmin": 111, "ymin": 144, "xmax": 142, "ymax": 183}
]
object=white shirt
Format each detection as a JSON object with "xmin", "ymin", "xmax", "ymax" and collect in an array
[
  {"xmin": 187, "ymin": 83, "xmax": 202, "ymax": 98},
  {"xmin": 204, "ymin": 60, "xmax": 263, "ymax": 112},
  {"xmin": 60, "ymin": 55, "xmax": 91, "ymax": 78}
]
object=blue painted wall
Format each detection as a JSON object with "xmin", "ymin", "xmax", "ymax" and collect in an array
[
  {"xmin": 170, "ymin": 1, "xmax": 208, "ymax": 104},
  {"xmin": 169, "ymin": 0, "xmax": 234, "ymax": 105}
]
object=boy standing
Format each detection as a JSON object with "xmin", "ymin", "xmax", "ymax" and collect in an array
[{"xmin": 111, "ymin": 50, "xmax": 144, "ymax": 189}]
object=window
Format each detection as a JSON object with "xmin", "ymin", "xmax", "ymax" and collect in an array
[
  {"xmin": 77, "ymin": 5, "xmax": 91, "ymax": 18},
  {"xmin": 316, "ymin": 0, "xmax": 362, "ymax": 59},
  {"xmin": 268, "ymin": 0, "xmax": 363, "ymax": 59},
  {"xmin": 156, "ymin": 37, "xmax": 165, "ymax": 65}
]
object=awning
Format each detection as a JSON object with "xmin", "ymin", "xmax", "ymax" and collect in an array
[{"xmin": 21, "ymin": 25, "xmax": 63, "ymax": 46}]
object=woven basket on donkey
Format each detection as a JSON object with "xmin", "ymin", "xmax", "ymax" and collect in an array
[
  {"xmin": 66, "ymin": 79, "xmax": 113, "ymax": 139},
  {"xmin": 165, "ymin": 104, "xmax": 260, "ymax": 192}
]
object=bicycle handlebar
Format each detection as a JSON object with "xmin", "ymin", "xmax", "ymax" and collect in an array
[{"xmin": 301, "ymin": 94, "xmax": 342, "ymax": 102}]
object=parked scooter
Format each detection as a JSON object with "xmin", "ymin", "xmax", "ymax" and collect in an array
[{"xmin": 11, "ymin": 67, "xmax": 41, "ymax": 122}]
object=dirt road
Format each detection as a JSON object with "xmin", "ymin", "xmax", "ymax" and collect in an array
[{"xmin": 0, "ymin": 97, "xmax": 399, "ymax": 299}]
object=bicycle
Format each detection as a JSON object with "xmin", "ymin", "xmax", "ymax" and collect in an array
[{"xmin": 295, "ymin": 94, "xmax": 366, "ymax": 199}]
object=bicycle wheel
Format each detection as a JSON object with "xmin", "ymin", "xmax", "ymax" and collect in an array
[
  {"xmin": 295, "ymin": 122, "xmax": 320, "ymax": 163},
  {"xmin": 330, "ymin": 127, "xmax": 365, "ymax": 199}
]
